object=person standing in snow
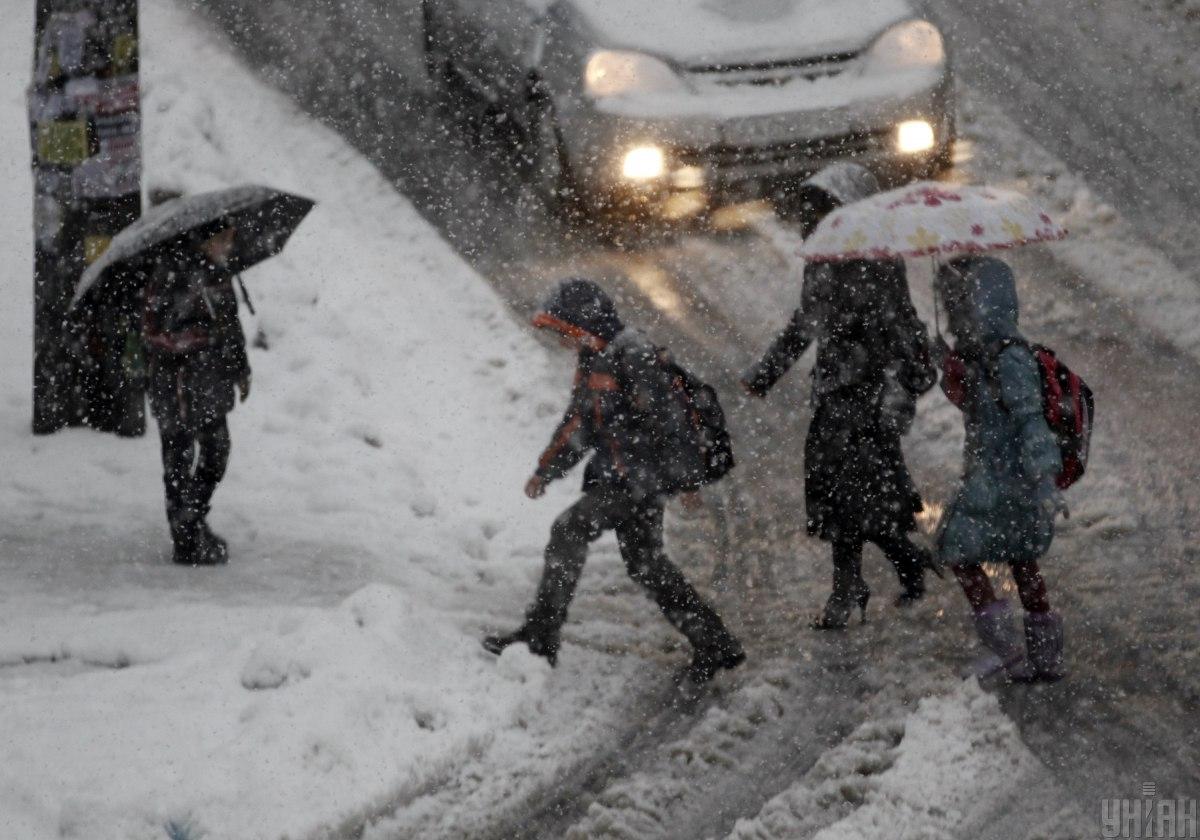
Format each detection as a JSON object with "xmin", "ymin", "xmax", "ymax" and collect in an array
[
  {"xmin": 483, "ymin": 279, "xmax": 745, "ymax": 684},
  {"xmin": 934, "ymin": 256, "xmax": 1066, "ymax": 682},
  {"xmin": 741, "ymin": 163, "xmax": 938, "ymax": 630},
  {"xmin": 143, "ymin": 225, "xmax": 251, "ymax": 565}
]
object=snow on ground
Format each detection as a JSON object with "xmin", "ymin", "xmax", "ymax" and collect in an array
[
  {"xmin": 725, "ymin": 680, "xmax": 1088, "ymax": 840},
  {"xmin": 0, "ymin": 1, "xmax": 608, "ymax": 837}
]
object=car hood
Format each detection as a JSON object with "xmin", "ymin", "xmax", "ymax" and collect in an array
[{"xmin": 565, "ymin": 0, "xmax": 914, "ymax": 66}]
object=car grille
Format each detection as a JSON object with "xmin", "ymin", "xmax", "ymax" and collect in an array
[
  {"xmin": 684, "ymin": 52, "xmax": 860, "ymax": 88},
  {"xmin": 677, "ymin": 129, "xmax": 891, "ymax": 179}
]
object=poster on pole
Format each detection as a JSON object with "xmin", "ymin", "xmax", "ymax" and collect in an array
[{"xmin": 29, "ymin": 0, "xmax": 144, "ymax": 436}]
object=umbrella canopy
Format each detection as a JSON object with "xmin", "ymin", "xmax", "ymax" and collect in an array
[
  {"xmin": 72, "ymin": 185, "xmax": 315, "ymax": 309},
  {"xmin": 800, "ymin": 182, "xmax": 1067, "ymax": 263}
]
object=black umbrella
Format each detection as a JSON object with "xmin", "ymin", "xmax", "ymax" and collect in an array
[{"xmin": 72, "ymin": 184, "xmax": 315, "ymax": 309}]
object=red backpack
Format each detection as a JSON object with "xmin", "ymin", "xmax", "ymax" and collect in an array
[{"xmin": 941, "ymin": 342, "xmax": 1094, "ymax": 489}]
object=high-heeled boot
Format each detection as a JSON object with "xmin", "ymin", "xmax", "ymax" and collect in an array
[
  {"xmin": 812, "ymin": 540, "xmax": 871, "ymax": 630},
  {"xmin": 811, "ymin": 582, "xmax": 870, "ymax": 630}
]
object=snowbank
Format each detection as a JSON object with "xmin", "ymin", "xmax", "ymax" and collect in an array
[
  {"xmin": 726, "ymin": 681, "xmax": 1083, "ymax": 840},
  {"xmin": 0, "ymin": 1, "xmax": 567, "ymax": 837}
]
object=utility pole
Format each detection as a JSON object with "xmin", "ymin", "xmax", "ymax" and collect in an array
[{"xmin": 28, "ymin": 0, "xmax": 144, "ymax": 436}]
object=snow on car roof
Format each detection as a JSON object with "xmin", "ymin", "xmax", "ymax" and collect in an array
[{"xmin": 565, "ymin": 0, "xmax": 914, "ymax": 66}]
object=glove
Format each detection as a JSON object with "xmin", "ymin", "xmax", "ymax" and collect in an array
[{"xmin": 524, "ymin": 474, "xmax": 547, "ymax": 499}]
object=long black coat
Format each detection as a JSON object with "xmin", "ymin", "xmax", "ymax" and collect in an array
[
  {"xmin": 142, "ymin": 252, "xmax": 250, "ymax": 435},
  {"xmin": 745, "ymin": 260, "xmax": 935, "ymax": 541}
]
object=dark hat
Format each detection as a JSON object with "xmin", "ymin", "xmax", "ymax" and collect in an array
[{"xmin": 532, "ymin": 278, "xmax": 624, "ymax": 342}]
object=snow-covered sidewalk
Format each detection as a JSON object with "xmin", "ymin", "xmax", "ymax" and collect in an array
[{"xmin": 0, "ymin": 2, "xmax": 581, "ymax": 837}]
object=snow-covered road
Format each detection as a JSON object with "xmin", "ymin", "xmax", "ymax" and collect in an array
[
  {"xmin": 192, "ymin": 2, "xmax": 1200, "ymax": 835},
  {"xmin": 922, "ymin": 0, "xmax": 1200, "ymax": 278}
]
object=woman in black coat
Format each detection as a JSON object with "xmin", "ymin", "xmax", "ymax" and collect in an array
[{"xmin": 742, "ymin": 164, "xmax": 937, "ymax": 629}]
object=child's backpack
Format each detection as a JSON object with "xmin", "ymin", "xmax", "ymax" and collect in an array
[
  {"xmin": 661, "ymin": 360, "xmax": 735, "ymax": 492},
  {"xmin": 940, "ymin": 342, "xmax": 1094, "ymax": 489},
  {"xmin": 1027, "ymin": 344, "xmax": 1094, "ymax": 489}
]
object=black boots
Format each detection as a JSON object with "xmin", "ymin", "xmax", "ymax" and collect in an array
[
  {"xmin": 893, "ymin": 578, "xmax": 926, "ymax": 608},
  {"xmin": 811, "ymin": 582, "xmax": 871, "ymax": 630},
  {"xmin": 683, "ymin": 636, "xmax": 746, "ymax": 684},
  {"xmin": 481, "ymin": 624, "xmax": 561, "ymax": 666},
  {"xmin": 198, "ymin": 521, "xmax": 229, "ymax": 565},
  {"xmin": 169, "ymin": 507, "xmax": 228, "ymax": 566},
  {"xmin": 482, "ymin": 623, "xmax": 747, "ymax": 684}
]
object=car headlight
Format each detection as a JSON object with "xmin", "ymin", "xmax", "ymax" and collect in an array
[
  {"xmin": 585, "ymin": 50, "xmax": 685, "ymax": 98},
  {"xmin": 621, "ymin": 146, "xmax": 666, "ymax": 180},
  {"xmin": 863, "ymin": 20, "xmax": 945, "ymax": 74},
  {"xmin": 896, "ymin": 120, "xmax": 936, "ymax": 154}
]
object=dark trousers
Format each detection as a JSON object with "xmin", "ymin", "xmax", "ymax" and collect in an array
[
  {"xmin": 527, "ymin": 489, "xmax": 734, "ymax": 651},
  {"xmin": 159, "ymin": 417, "xmax": 230, "ymax": 546},
  {"xmin": 830, "ymin": 529, "xmax": 929, "ymax": 598}
]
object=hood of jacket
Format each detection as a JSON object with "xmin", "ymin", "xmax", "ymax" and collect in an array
[
  {"xmin": 938, "ymin": 256, "xmax": 1022, "ymax": 347},
  {"xmin": 533, "ymin": 278, "xmax": 625, "ymax": 343}
]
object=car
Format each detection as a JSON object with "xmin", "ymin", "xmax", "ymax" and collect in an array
[{"xmin": 423, "ymin": 0, "xmax": 955, "ymax": 220}]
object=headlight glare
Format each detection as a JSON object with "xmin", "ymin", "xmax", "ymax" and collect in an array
[
  {"xmin": 864, "ymin": 20, "xmax": 945, "ymax": 74},
  {"xmin": 585, "ymin": 50, "xmax": 684, "ymax": 98},
  {"xmin": 622, "ymin": 146, "xmax": 666, "ymax": 181},
  {"xmin": 896, "ymin": 120, "xmax": 936, "ymax": 154}
]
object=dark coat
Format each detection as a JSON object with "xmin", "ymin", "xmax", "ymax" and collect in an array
[
  {"xmin": 745, "ymin": 259, "xmax": 936, "ymax": 541},
  {"xmin": 142, "ymin": 252, "xmax": 249, "ymax": 434},
  {"xmin": 535, "ymin": 328, "xmax": 703, "ymax": 501}
]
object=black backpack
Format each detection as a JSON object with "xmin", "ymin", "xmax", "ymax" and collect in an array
[{"xmin": 660, "ymin": 360, "xmax": 736, "ymax": 492}]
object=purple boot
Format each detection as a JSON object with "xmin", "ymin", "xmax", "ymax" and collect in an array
[
  {"xmin": 971, "ymin": 600, "xmax": 1035, "ymax": 682},
  {"xmin": 1023, "ymin": 611, "xmax": 1066, "ymax": 682}
]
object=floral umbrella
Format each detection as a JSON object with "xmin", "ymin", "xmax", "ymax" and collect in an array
[{"xmin": 800, "ymin": 182, "xmax": 1067, "ymax": 263}]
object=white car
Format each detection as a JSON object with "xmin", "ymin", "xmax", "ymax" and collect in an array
[{"xmin": 423, "ymin": 0, "xmax": 955, "ymax": 218}]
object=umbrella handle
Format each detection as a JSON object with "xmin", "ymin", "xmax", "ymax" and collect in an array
[
  {"xmin": 235, "ymin": 274, "xmax": 256, "ymax": 316},
  {"xmin": 930, "ymin": 257, "xmax": 941, "ymax": 339}
]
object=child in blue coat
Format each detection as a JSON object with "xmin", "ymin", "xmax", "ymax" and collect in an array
[{"xmin": 935, "ymin": 257, "xmax": 1067, "ymax": 681}]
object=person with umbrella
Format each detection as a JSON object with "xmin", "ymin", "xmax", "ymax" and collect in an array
[
  {"xmin": 800, "ymin": 181, "xmax": 1074, "ymax": 679},
  {"xmin": 74, "ymin": 185, "xmax": 314, "ymax": 565},
  {"xmin": 742, "ymin": 163, "xmax": 938, "ymax": 630},
  {"xmin": 140, "ymin": 224, "xmax": 250, "ymax": 565}
]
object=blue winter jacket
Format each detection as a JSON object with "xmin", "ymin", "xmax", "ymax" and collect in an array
[{"xmin": 936, "ymin": 258, "xmax": 1062, "ymax": 567}]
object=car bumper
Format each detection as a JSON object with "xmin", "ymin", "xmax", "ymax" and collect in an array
[{"xmin": 555, "ymin": 66, "xmax": 954, "ymax": 210}]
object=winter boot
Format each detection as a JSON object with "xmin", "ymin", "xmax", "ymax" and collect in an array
[
  {"xmin": 168, "ymin": 508, "xmax": 203, "ymax": 566},
  {"xmin": 894, "ymin": 578, "xmax": 925, "ymax": 608},
  {"xmin": 971, "ymin": 600, "xmax": 1035, "ymax": 682},
  {"xmin": 811, "ymin": 582, "xmax": 870, "ymax": 630},
  {"xmin": 195, "ymin": 521, "xmax": 229, "ymax": 566},
  {"xmin": 891, "ymin": 541, "xmax": 939, "ymax": 606},
  {"xmin": 1023, "ymin": 611, "xmax": 1066, "ymax": 682},
  {"xmin": 482, "ymin": 624, "xmax": 560, "ymax": 666},
  {"xmin": 683, "ymin": 634, "xmax": 746, "ymax": 685}
]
